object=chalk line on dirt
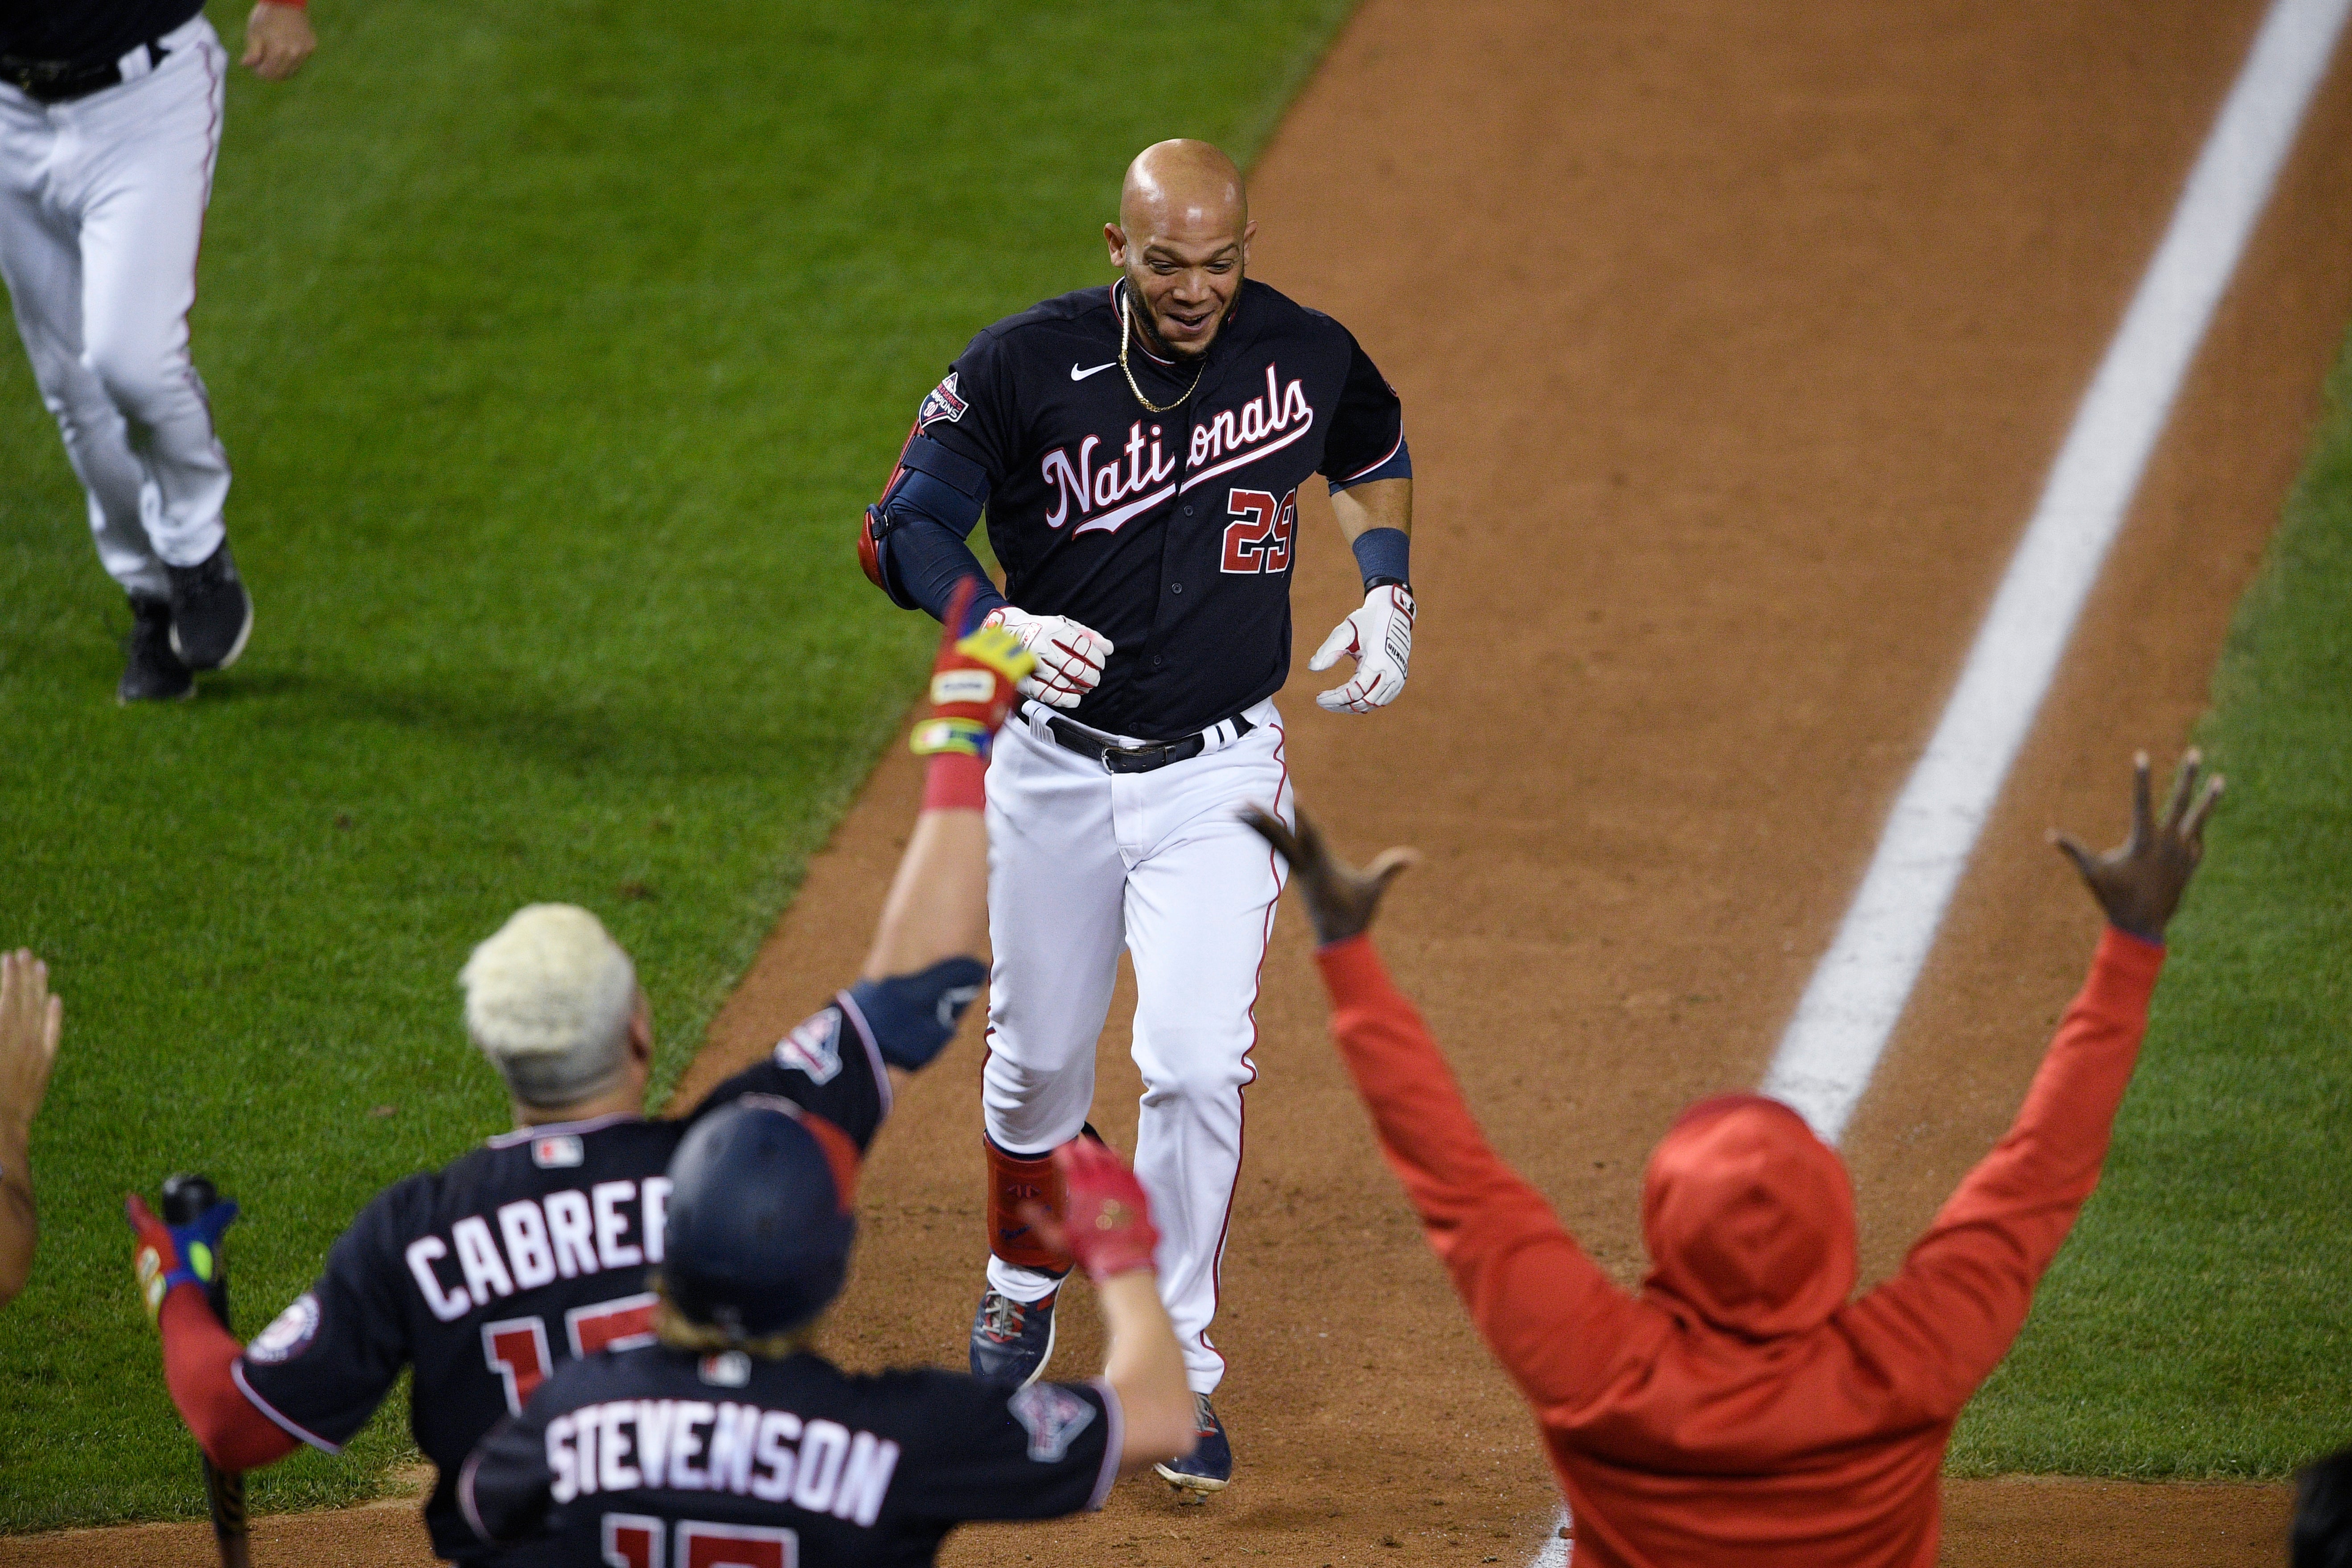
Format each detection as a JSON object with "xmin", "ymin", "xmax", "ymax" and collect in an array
[{"xmin": 1758, "ymin": 0, "xmax": 2352, "ymax": 1144}]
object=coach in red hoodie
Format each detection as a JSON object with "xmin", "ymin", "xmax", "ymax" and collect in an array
[{"xmin": 1245, "ymin": 751, "xmax": 2220, "ymax": 1568}]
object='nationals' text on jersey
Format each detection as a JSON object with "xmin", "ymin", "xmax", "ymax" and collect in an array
[
  {"xmin": 229, "ymin": 996, "xmax": 893, "ymax": 1564},
  {"xmin": 917, "ymin": 278, "xmax": 1404, "ymax": 739}
]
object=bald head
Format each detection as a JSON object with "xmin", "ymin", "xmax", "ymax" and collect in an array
[
  {"xmin": 1120, "ymin": 140, "xmax": 1248, "ymax": 237},
  {"xmin": 1107, "ymin": 140, "xmax": 1256, "ymax": 359}
]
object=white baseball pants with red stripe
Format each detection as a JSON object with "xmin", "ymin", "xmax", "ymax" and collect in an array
[
  {"xmin": 982, "ymin": 696, "xmax": 1291, "ymax": 1395},
  {"xmin": 0, "ymin": 15, "xmax": 230, "ymax": 601}
]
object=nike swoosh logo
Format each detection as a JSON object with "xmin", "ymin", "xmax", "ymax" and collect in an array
[{"xmin": 1070, "ymin": 362, "xmax": 1116, "ymax": 381}]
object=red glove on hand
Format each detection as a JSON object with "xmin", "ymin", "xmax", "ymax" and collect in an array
[
  {"xmin": 910, "ymin": 578, "xmax": 1036, "ymax": 760},
  {"xmin": 1020, "ymin": 1137, "xmax": 1160, "ymax": 1283}
]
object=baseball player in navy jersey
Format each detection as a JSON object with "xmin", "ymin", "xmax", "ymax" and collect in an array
[
  {"xmin": 857, "ymin": 139, "xmax": 1416, "ymax": 1492},
  {"xmin": 455, "ymin": 1095, "xmax": 1198, "ymax": 1566},
  {"xmin": 2, "ymin": 0, "xmax": 312, "ymax": 701},
  {"xmin": 127, "ymin": 588, "xmax": 1031, "ymax": 1564}
]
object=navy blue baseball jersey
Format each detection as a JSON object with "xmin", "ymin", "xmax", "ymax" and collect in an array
[
  {"xmin": 460, "ymin": 1346, "xmax": 1119, "ymax": 1568},
  {"xmin": 0, "ymin": 0, "xmax": 203, "ymax": 65},
  {"xmin": 230, "ymin": 995, "xmax": 895, "ymax": 1564},
  {"xmin": 907, "ymin": 278, "xmax": 1405, "ymax": 740}
]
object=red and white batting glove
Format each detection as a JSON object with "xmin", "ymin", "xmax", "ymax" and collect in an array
[
  {"xmin": 910, "ymin": 580, "xmax": 1036, "ymax": 759},
  {"xmin": 1017, "ymin": 1138, "xmax": 1160, "ymax": 1283},
  {"xmin": 1311, "ymin": 585, "xmax": 1414, "ymax": 713},
  {"xmin": 981, "ymin": 606, "xmax": 1114, "ymax": 711}
]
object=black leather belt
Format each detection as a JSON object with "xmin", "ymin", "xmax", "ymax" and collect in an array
[
  {"xmin": 1027, "ymin": 704, "xmax": 1254, "ymax": 775},
  {"xmin": 2, "ymin": 41, "xmax": 163, "ymax": 104}
]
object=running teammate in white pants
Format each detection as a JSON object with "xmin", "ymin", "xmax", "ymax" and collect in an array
[
  {"xmin": 855, "ymin": 140, "xmax": 1417, "ymax": 1494},
  {"xmin": 1, "ymin": 0, "xmax": 313, "ymax": 702}
]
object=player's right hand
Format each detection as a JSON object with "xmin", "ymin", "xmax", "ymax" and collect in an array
[
  {"xmin": 981, "ymin": 606, "xmax": 1113, "ymax": 711},
  {"xmin": 1017, "ymin": 1139, "xmax": 1160, "ymax": 1283},
  {"xmin": 126, "ymin": 1193, "xmax": 238, "ymax": 1324},
  {"xmin": 912, "ymin": 579, "xmax": 1037, "ymax": 758}
]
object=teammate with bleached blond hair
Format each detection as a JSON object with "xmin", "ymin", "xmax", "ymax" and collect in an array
[{"xmin": 126, "ymin": 586, "xmax": 1075, "ymax": 1566}]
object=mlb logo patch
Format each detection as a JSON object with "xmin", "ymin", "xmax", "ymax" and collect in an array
[
  {"xmin": 1007, "ymin": 1381, "xmax": 1096, "ymax": 1463},
  {"xmin": 774, "ymin": 1008, "xmax": 845, "ymax": 1085},
  {"xmin": 700, "ymin": 1351, "xmax": 752, "ymax": 1387},
  {"xmin": 247, "ymin": 1292, "xmax": 321, "ymax": 1365},
  {"xmin": 918, "ymin": 371, "xmax": 968, "ymax": 428},
  {"xmin": 532, "ymin": 1134, "xmax": 584, "ymax": 1169}
]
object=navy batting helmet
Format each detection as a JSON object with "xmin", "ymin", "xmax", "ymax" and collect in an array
[{"xmin": 661, "ymin": 1097, "xmax": 858, "ymax": 1338}]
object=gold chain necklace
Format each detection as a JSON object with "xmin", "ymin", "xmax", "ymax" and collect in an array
[{"xmin": 1118, "ymin": 290, "xmax": 1206, "ymax": 414}]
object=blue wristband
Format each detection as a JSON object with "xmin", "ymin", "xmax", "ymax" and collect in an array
[{"xmin": 1349, "ymin": 527, "xmax": 1410, "ymax": 589}]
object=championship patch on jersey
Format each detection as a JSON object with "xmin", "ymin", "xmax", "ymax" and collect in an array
[
  {"xmin": 1007, "ymin": 1381, "xmax": 1095, "ymax": 1463},
  {"xmin": 532, "ymin": 1134, "xmax": 584, "ymax": 1169},
  {"xmin": 774, "ymin": 1008, "xmax": 846, "ymax": 1085},
  {"xmin": 246, "ymin": 1292, "xmax": 321, "ymax": 1366},
  {"xmin": 918, "ymin": 371, "xmax": 968, "ymax": 429}
]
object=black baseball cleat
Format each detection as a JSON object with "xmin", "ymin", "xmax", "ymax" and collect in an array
[
  {"xmin": 970, "ymin": 1286, "xmax": 1058, "ymax": 1387},
  {"xmin": 1155, "ymin": 1393, "xmax": 1234, "ymax": 1496},
  {"xmin": 119, "ymin": 596, "xmax": 194, "ymax": 704},
  {"xmin": 164, "ymin": 539, "xmax": 253, "ymax": 671}
]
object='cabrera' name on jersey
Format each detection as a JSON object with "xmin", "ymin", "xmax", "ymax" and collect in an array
[{"xmin": 895, "ymin": 277, "xmax": 1406, "ymax": 740}]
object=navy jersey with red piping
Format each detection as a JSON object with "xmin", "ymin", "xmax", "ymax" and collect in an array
[
  {"xmin": 0, "ymin": 0, "xmax": 204, "ymax": 66},
  {"xmin": 231, "ymin": 994, "xmax": 893, "ymax": 1564},
  {"xmin": 461, "ymin": 1346, "xmax": 1120, "ymax": 1568},
  {"xmin": 903, "ymin": 278, "xmax": 1404, "ymax": 740}
]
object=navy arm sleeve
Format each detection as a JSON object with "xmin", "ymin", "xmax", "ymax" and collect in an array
[
  {"xmin": 685, "ymin": 996, "xmax": 892, "ymax": 1153},
  {"xmin": 883, "ymin": 334, "xmax": 1025, "ymax": 621},
  {"xmin": 233, "ymin": 1184, "xmax": 419, "ymax": 1452},
  {"xmin": 1318, "ymin": 329, "xmax": 1408, "ymax": 490},
  {"xmin": 882, "ymin": 1372, "xmax": 1120, "ymax": 1524}
]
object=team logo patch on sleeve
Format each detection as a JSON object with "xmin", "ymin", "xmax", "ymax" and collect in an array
[
  {"xmin": 1007, "ymin": 1382, "xmax": 1095, "ymax": 1463},
  {"xmin": 246, "ymin": 1292, "xmax": 322, "ymax": 1365},
  {"xmin": 774, "ymin": 1008, "xmax": 846, "ymax": 1085},
  {"xmin": 918, "ymin": 372, "xmax": 968, "ymax": 428}
]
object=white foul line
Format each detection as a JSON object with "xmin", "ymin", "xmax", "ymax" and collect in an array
[{"xmin": 1759, "ymin": 0, "xmax": 2352, "ymax": 1144}]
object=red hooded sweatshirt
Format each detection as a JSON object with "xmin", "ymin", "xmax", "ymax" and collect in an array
[{"xmin": 1315, "ymin": 926, "xmax": 2163, "ymax": 1568}]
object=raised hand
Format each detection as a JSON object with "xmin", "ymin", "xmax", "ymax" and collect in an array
[
  {"xmin": 1017, "ymin": 1138, "xmax": 1160, "ymax": 1283},
  {"xmin": 2052, "ymin": 749, "xmax": 2223, "ymax": 944},
  {"xmin": 911, "ymin": 578, "xmax": 1036, "ymax": 758},
  {"xmin": 1240, "ymin": 805, "xmax": 1416, "ymax": 946}
]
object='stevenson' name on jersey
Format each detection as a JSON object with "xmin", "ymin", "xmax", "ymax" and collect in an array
[
  {"xmin": 406, "ymin": 1177, "xmax": 672, "ymax": 1322},
  {"xmin": 546, "ymin": 1393, "xmax": 900, "ymax": 1526}
]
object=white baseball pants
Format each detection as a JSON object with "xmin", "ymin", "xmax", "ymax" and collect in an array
[
  {"xmin": 0, "ymin": 15, "xmax": 230, "ymax": 601},
  {"xmin": 982, "ymin": 697, "xmax": 1292, "ymax": 1395}
]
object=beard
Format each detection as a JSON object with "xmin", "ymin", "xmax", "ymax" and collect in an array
[{"xmin": 1131, "ymin": 281, "xmax": 1241, "ymax": 361}]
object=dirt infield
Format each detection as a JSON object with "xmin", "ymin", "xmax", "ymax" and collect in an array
[{"xmin": 18, "ymin": 0, "xmax": 2350, "ymax": 1562}]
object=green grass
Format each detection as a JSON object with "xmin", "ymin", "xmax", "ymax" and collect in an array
[
  {"xmin": 0, "ymin": 0, "xmax": 1355, "ymax": 1528},
  {"xmin": 1949, "ymin": 335, "xmax": 2352, "ymax": 1478}
]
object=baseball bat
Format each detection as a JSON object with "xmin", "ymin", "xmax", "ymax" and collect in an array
[{"xmin": 161, "ymin": 1173, "xmax": 252, "ymax": 1568}]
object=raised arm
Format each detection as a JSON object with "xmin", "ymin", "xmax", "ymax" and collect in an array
[
  {"xmin": 1244, "ymin": 808, "xmax": 1637, "ymax": 1412},
  {"xmin": 691, "ymin": 582, "xmax": 1033, "ymax": 1133},
  {"xmin": 1858, "ymin": 751, "xmax": 2221, "ymax": 1413}
]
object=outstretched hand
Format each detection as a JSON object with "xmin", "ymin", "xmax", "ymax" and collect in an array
[
  {"xmin": 1240, "ymin": 805, "xmax": 1417, "ymax": 946},
  {"xmin": 2052, "ymin": 749, "xmax": 2222, "ymax": 944},
  {"xmin": 1016, "ymin": 1139, "xmax": 1159, "ymax": 1284}
]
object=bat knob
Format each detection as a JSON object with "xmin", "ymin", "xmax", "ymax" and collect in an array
[{"xmin": 161, "ymin": 1172, "xmax": 222, "ymax": 1225}]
